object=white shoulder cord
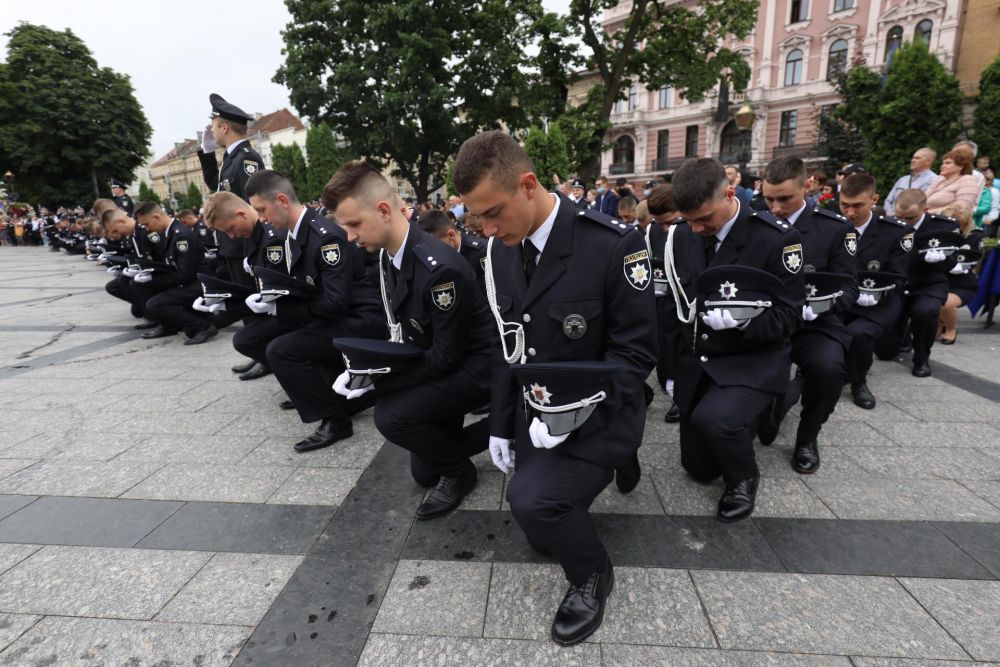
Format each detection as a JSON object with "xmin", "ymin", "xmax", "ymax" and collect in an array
[
  {"xmin": 484, "ymin": 237, "xmax": 526, "ymax": 364},
  {"xmin": 378, "ymin": 249, "xmax": 404, "ymax": 343},
  {"xmin": 664, "ymin": 224, "xmax": 697, "ymax": 324}
]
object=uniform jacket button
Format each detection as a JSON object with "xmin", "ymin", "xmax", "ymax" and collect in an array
[
  {"xmin": 701, "ymin": 333, "xmax": 709, "ymax": 340},
  {"xmin": 522, "ymin": 314, "xmax": 531, "ymax": 323},
  {"xmin": 528, "ymin": 347, "xmax": 537, "ymax": 357},
  {"xmin": 700, "ymin": 355, "xmax": 708, "ymax": 362}
]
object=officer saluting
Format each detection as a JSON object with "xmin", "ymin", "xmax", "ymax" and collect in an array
[
  {"xmin": 110, "ymin": 181, "xmax": 134, "ymax": 217},
  {"xmin": 455, "ymin": 131, "xmax": 657, "ymax": 646}
]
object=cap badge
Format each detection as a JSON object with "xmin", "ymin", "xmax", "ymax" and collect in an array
[
  {"xmin": 719, "ymin": 281, "xmax": 739, "ymax": 300},
  {"xmin": 529, "ymin": 383, "xmax": 552, "ymax": 405},
  {"xmin": 862, "ymin": 277, "xmax": 877, "ymax": 289},
  {"xmin": 805, "ymin": 283, "xmax": 817, "ymax": 298}
]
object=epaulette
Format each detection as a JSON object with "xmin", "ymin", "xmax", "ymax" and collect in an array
[
  {"xmin": 462, "ymin": 235, "xmax": 482, "ymax": 250},
  {"xmin": 813, "ymin": 207, "xmax": 849, "ymax": 224},
  {"xmin": 878, "ymin": 215, "xmax": 909, "ymax": 228},
  {"xmin": 575, "ymin": 208, "xmax": 631, "ymax": 236},
  {"xmin": 411, "ymin": 242, "xmax": 445, "ymax": 271},
  {"xmin": 751, "ymin": 210, "xmax": 793, "ymax": 233},
  {"xmin": 928, "ymin": 212, "xmax": 960, "ymax": 226},
  {"xmin": 309, "ymin": 217, "xmax": 336, "ymax": 236}
]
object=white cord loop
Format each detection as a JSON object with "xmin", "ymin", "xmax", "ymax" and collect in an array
[
  {"xmin": 484, "ymin": 237, "xmax": 526, "ymax": 365},
  {"xmin": 378, "ymin": 249, "xmax": 404, "ymax": 343},
  {"xmin": 522, "ymin": 390, "xmax": 607, "ymax": 413}
]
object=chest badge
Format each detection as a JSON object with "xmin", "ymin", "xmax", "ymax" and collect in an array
[
  {"xmin": 321, "ymin": 243, "xmax": 341, "ymax": 266},
  {"xmin": 782, "ymin": 244, "xmax": 803, "ymax": 273},
  {"xmin": 845, "ymin": 232, "xmax": 858, "ymax": 256},
  {"xmin": 867, "ymin": 260, "xmax": 881, "ymax": 271},
  {"xmin": 266, "ymin": 246, "xmax": 283, "ymax": 264},
  {"xmin": 219, "ymin": 179, "xmax": 231, "ymax": 192},
  {"xmin": 306, "ymin": 276, "xmax": 315, "ymax": 286},
  {"xmin": 431, "ymin": 282, "xmax": 456, "ymax": 311},
  {"xmin": 562, "ymin": 314, "xmax": 588, "ymax": 339}
]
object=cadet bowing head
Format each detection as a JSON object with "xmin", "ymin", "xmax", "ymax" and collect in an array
[
  {"xmin": 453, "ymin": 130, "xmax": 548, "ymax": 246},
  {"xmin": 646, "ymin": 184, "xmax": 681, "ymax": 229},
  {"xmin": 672, "ymin": 157, "xmax": 736, "ymax": 236},
  {"xmin": 203, "ymin": 191, "xmax": 257, "ymax": 239},
  {"xmin": 762, "ymin": 157, "xmax": 808, "ymax": 220},
  {"xmin": 246, "ymin": 169, "xmax": 302, "ymax": 230},
  {"xmin": 177, "ymin": 209, "xmax": 198, "ymax": 227},
  {"xmin": 894, "ymin": 189, "xmax": 928, "ymax": 226},
  {"xmin": 838, "ymin": 173, "xmax": 879, "ymax": 227},
  {"xmin": 92, "ymin": 198, "xmax": 117, "ymax": 219},
  {"xmin": 323, "ymin": 160, "xmax": 401, "ymax": 252},
  {"xmin": 418, "ymin": 209, "xmax": 461, "ymax": 251}
]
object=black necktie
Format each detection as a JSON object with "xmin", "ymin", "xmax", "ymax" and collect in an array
[
  {"xmin": 704, "ymin": 235, "xmax": 717, "ymax": 264},
  {"xmin": 523, "ymin": 240, "xmax": 539, "ymax": 285}
]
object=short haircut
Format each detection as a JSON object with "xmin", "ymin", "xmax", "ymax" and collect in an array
[
  {"xmin": 636, "ymin": 199, "xmax": 651, "ymax": 224},
  {"xmin": 133, "ymin": 201, "xmax": 163, "ymax": 220},
  {"xmin": 92, "ymin": 198, "xmax": 117, "ymax": 217},
  {"xmin": 453, "ymin": 130, "xmax": 535, "ymax": 195},
  {"xmin": 224, "ymin": 120, "xmax": 248, "ymax": 136},
  {"xmin": 418, "ymin": 209, "xmax": 455, "ymax": 236},
  {"xmin": 617, "ymin": 196, "xmax": 638, "ymax": 213},
  {"xmin": 646, "ymin": 184, "xmax": 677, "ymax": 215},
  {"xmin": 595, "ymin": 175, "xmax": 608, "ymax": 184},
  {"xmin": 942, "ymin": 149, "xmax": 974, "ymax": 175},
  {"xmin": 840, "ymin": 173, "xmax": 878, "ymax": 197},
  {"xmin": 321, "ymin": 160, "xmax": 395, "ymax": 211},
  {"xmin": 177, "ymin": 209, "xmax": 196, "ymax": 219},
  {"xmin": 953, "ymin": 140, "xmax": 978, "ymax": 157},
  {"xmin": 764, "ymin": 157, "xmax": 807, "ymax": 186},
  {"xmin": 203, "ymin": 191, "xmax": 250, "ymax": 229},
  {"xmin": 672, "ymin": 158, "xmax": 728, "ymax": 212},
  {"xmin": 895, "ymin": 189, "xmax": 928, "ymax": 212},
  {"xmin": 99, "ymin": 208, "xmax": 125, "ymax": 229},
  {"xmin": 809, "ymin": 170, "xmax": 828, "ymax": 186},
  {"xmin": 916, "ymin": 147, "xmax": 937, "ymax": 161},
  {"xmin": 246, "ymin": 169, "xmax": 300, "ymax": 204}
]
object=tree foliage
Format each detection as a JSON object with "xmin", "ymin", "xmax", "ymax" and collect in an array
[
  {"xmin": 524, "ymin": 122, "xmax": 572, "ymax": 186},
  {"xmin": 973, "ymin": 51, "xmax": 1000, "ymax": 162},
  {"xmin": 138, "ymin": 180, "xmax": 160, "ymax": 206},
  {"xmin": 180, "ymin": 181, "xmax": 203, "ymax": 211},
  {"xmin": 271, "ymin": 143, "xmax": 310, "ymax": 198},
  {"xmin": 0, "ymin": 23, "xmax": 151, "ymax": 207},
  {"xmin": 304, "ymin": 122, "xmax": 345, "ymax": 202}
]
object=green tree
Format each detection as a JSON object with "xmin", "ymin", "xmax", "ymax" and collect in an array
[
  {"xmin": 973, "ymin": 51, "xmax": 1000, "ymax": 162},
  {"xmin": 0, "ymin": 23, "xmax": 151, "ymax": 207},
  {"xmin": 304, "ymin": 122, "xmax": 344, "ymax": 201},
  {"xmin": 138, "ymin": 180, "xmax": 161, "ymax": 206},
  {"xmin": 818, "ymin": 54, "xmax": 878, "ymax": 175},
  {"xmin": 271, "ymin": 143, "xmax": 309, "ymax": 197},
  {"xmin": 523, "ymin": 121, "xmax": 573, "ymax": 185},
  {"xmin": 180, "ymin": 182, "xmax": 203, "ymax": 211},
  {"xmin": 275, "ymin": 0, "xmax": 536, "ymax": 201}
]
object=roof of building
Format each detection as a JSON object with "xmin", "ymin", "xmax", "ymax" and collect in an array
[
  {"xmin": 151, "ymin": 138, "xmax": 200, "ymax": 168},
  {"xmin": 249, "ymin": 108, "xmax": 305, "ymax": 134}
]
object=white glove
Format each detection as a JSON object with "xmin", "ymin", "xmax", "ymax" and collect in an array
[
  {"xmin": 192, "ymin": 297, "xmax": 212, "ymax": 313},
  {"xmin": 949, "ymin": 263, "xmax": 968, "ymax": 275},
  {"xmin": 701, "ymin": 308, "xmax": 743, "ymax": 330},
  {"xmin": 244, "ymin": 294, "xmax": 276, "ymax": 316},
  {"xmin": 489, "ymin": 436, "xmax": 515, "ymax": 474},
  {"xmin": 856, "ymin": 293, "xmax": 878, "ymax": 307},
  {"xmin": 106, "ymin": 266, "xmax": 122, "ymax": 275},
  {"xmin": 209, "ymin": 301, "xmax": 226, "ymax": 314},
  {"xmin": 332, "ymin": 370, "xmax": 375, "ymax": 400},
  {"xmin": 802, "ymin": 304, "xmax": 819, "ymax": 321},
  {"xmin": 122, "ymin": 266, "xmax": 139, "ymax": 278},
  {"xmin": 243, "ymin": 257, "xmax": 252, "ymax": 274},
  {"xmin": 528, "ymin": 417, "xmax": 569, "ymax": 449},
  {"xmin": 200, "ymin": 124, "xmax": 215, "ymax": 153},
  {"xmin": 924, "ymin": 248, "xmax": 947, "ymax": 263},
  {"xmin": 133, "ymin": 270, "xmax": 152, "ymax": 284},
  {"xmin": 204, "ymin": 249, "xmax": 217, "ymax": 260}
]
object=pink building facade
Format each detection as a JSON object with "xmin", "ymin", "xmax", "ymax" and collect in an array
[{"xmin": 599, "ymin": 0, "xmax": 963, "ymax": 179}]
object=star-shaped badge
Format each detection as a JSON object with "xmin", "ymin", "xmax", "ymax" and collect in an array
[
  {"xmin": 805, "ymin": 283, "xmax": 817, "ymax": 298},
  {"xmin": 786, "ymin": 253, "xmax": 802, "ymax": 270},
  {"xmin": 719, "ymin": 281, "xmax": 739, "ymax": 300},
  {"xmin": 928, "ymin": 238, "xmax": 940, "ymax": 248},
  {"xmin": 529, "ymin": 383, "xmax": 552, "ymax": 405},
  {"xmin": 630, "ymin": 263, "xmax": 649, "ymax": 286},
  {"xmin": 862, "ymin": 278, "xmax": 876, "ymax": 289},
  {"xmin": 435, "ymin": 292, "xmax": 453, "ymax": 309}
]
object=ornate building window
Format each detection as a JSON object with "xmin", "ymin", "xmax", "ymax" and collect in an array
[
  {"xmin": 833, "ymin": 0, "xmax": 853, "ymax": 11},
  {"xmin": 684, "ymin": 126, "xmax": 699, "ymax": 158},
  {"xmin": 790, "ymin": 0, "xmax": 809, "ymax": 23},
  {"xmin": 611, "ymin": 135, "xmax": 635, "ymax": 173},
  {"xmin": 779, "ymin": 110, "xmax": 798, "ymax": 147},
  {"xmin": 827, "ymin": 39, "xmax": 849, "ymax": 81},
  {"xmin": 785, "ymin": 49, "xmax": 804, "ymax": 86},
  {"xmin": 885, "ymin": 25, "xmax": 903, "ymax": 63},
  {"xmin": 915, "ymin": 19, "xmax": 933, "ymax": 45}
]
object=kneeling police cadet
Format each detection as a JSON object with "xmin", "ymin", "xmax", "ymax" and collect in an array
[
  {"xmin": 454, "ymin": 131, "xmax": 657, "ymax": 646},
  {"xmin": 323, "ymin": 161, "xmax": 493, "ymax": 518}
]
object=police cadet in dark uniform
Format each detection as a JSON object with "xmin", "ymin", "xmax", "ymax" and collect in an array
[
  {"xmin": 875, "ymin": 189, "xmax": 960, "ymax": 377},
  {"xmin": 101, "ymin": 207, "xmax": 167, "ymax": 326},
  {"xmin": 756, "ymin": 157, "xmax": 858, "ymax": 474},
  {"xmin": 417, "ymin": 208, "xmax": 487, "ymax": 287},
  {"xmin": 324, "ymin": 162, "xmax": 492, "ymax": 516},
  {"xmin": 110, "ymin": 180, "xmax": 134, "ymax": 216},
  {"xmin": 132, "ymin": 202, "xmax": 218, "ymax": 345},
  {"xmin": 836, "ymin": 173, "xmax": 913, "ymax": 409},
  {"xmin": 646, "ymin": 185, "xmax": 684, "ymax": 423},
  {"xmin": 455, "ymin": 131, "xmax": 657, "ymax": 646},
  {"xmin": 663, "ymin": 158, "xmax": 804, "ymax": 523},
  {"xmin": 567, "ymin": 179, "xmax": 588, "ymax": 210}
]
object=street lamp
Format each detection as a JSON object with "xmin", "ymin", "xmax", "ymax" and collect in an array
[{"xmin": 734, "ymin": 104, "xmax": 756, "ymax": 173}]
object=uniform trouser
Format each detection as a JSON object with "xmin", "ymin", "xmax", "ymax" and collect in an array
[
  {"xmin": 374, "ymin": 378, "xmax": 490, "ymax": 481},
  {"xmin": 788, "ymin": 331, "xmax": 847, "ymax": 445},
  {"xmin": 876, "ymin": 293, "xmax": 945, "ymax": 366},
  {"xmin": 105, "ymin": 277, "xmax": 143, "ymax": 319},
  {"xmin": 232, "ymin": 316, "xmax": 298, "ymax": 366},
  {"xmin": 506, "ymin": 448, "xmax": 613, "ymax": 585},
  {"xmin": 678, "ymin": 364, "xmax": 772, "ymax": 485},
  {"xmin": 145, "ymin": 283, "xmax": 211, "ymax": 337},
  {"xmin": 845, "ymin": 316, "xmax": 885, "ymax": 385}
]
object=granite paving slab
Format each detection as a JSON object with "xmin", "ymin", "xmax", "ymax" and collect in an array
[
  {"xmin": 0, "ymin": 544, "xmax": 39, "ymax": 576},
  {"xmin": 0, "ymin": 460, "xmax": 38, "ymax": 481},
  {"xmin": 1, "ymin": 432, "xmax": 134, "ymax": 461},
  {"xmin": 483, "ymin": 563, "xmax": 565, "ymax": 641},
  {"xmin": 603, "ymin": 644, "xmax": 854, "ymax": 666},
  {"xmin": 900, "ymin": 577, "xmax": 1000, "ymax": 661},
  {"xmin": 111, "ymin": 411, "xmax": 240, "ymax": 436},
  {"xmin": 267, "ymin": 467, "xmax": 362, "ymax": 506},
  {"xmin": 873, "ymin": 422, "xmax": 1000, "ymax": 449},
  {"xmin": 357, "ymin": 634, "xmax": 601, "ymax": 667},
  {"xmin": 0, "ymin": 460, "xmax": 162, "ymax": 498},
  {"xmin": 806, "ymin": 478, "xmax": 1000, "ymax": 521},
  {"xmin": 844, "ymin": 447, "xmax": 1000, "ymax": 481},
  {"xmin": 122, "ymin": 463, "xmax": 295, "ymax": 503},
  {"xmin": 0, "ymin": 496, "xmax": 34, "ymax": 522},
  {"xmin": 114, "ymin": 434, "xmax": 267, "ymax": 464},
  {"xmin": 241, "ymin": 435, "xmax": 383, "ymax": 468},
  {"xmin": 962, "ymin": 480, "xmax": 1000, "ymax": 511},
  {"xmin": 0, "ymin": 613, "xmax": 42, "ymax": 654},
  {"xmin": 931, "ymin": 521, "xmax": 1000, "ymax": 578},
  {"xmin": 652, "ymin": 471, "xmax": 835, "ymax": 519}
]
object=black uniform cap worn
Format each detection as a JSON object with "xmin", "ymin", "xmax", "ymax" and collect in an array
[
  {"xmin": 838, "ymin": 163, "xmax": 867, "ymax": 176},
  {"xmin": 915, "ymin": 228, "xmax": 961, "ymax": 253},
  {"xmin": 644, "ymin": 180, "xmax": 659, "ymax": 190},
  {"xmin": 697, "ymin": 264, "xmax": 783, "ymax": 320},
  {"xmin": 803, "ymin": 271, "xmax": 852, "ymax": 314},
  {"xmin": 857, "ymin": 271, "xmax": 906, "ymax": 293},
  {"xmin": 333, "ymin": 337, "xmax": 424, "ymax": 390},
  {"xmin": 198, "ymin": 272, "xmax": 256, "ymax": 304},
  {"xmin": 571, "ymin": 179, "xmax": 586, "ymax": 190},
  {"xmin": 209, "ymin": 93, "xmax": 254, "ymax": 124},
  {"xmin": 110, "ymin": 180, "xmax": 126, "ymax": 189},
  {"xmin": 615, "ymin": 177, "xmax": 629, "ymax": 187},
  {"xmin": 510, "ymin": 361, "xmax": 621, "ymax": 436},
  {"xmin": 253, "ymin": 266, "xmax": 322, "ymax": 300}
]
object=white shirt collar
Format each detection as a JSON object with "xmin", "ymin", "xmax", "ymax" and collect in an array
[
  {"xmin": 856, "ymin": 211, "xmax": 874, "ymax": 236},
  {"xmin": 713, "ymin": 198, "xmax": 741, "ymax": 248},
  {"xmin": 913, "ymin": 213, "xmax": 925, "ymax": 231},
  {"xmin": 288, "ymin": 207, "xmax": 307, "ymax": 240},
  {"xmin": 226, "ymin": 138, "xmax": 248, "ymax": 156},
  {"xmin": 389, "ymin": 224, "xmax": 410, "ymax": 271},
  {"xmin": 785, "ymin": 201, "xmax": 808, "ymax": 226},
  {"xmin": 524, "ymin": 193, "xmax": 560, "ymax": 261}
]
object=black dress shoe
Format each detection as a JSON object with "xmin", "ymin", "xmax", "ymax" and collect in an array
[
  {"xmin": 133, "ymin": 319, "xmax": 158, "ymax": 330},
  {"xmin": 183, "ymin": 324, "xmax": 219, "ymax": 346},
  {"xmin": 614, "ymin": 453, "xmax": 641, "ymax": 494},
  {"xmin": 912, "ymin": 361, "xmax": 932, "ymax": 378},
  {"xmin": 278, "ymin": 399, "xmax": 295, "ymax": 410},
  {"xmin": 416, "ymin": 467, "xmax": 477, "ymax": 520},
  {"xmin": 792, "ymin": 440, "xmax": 820, "ymax": 474},
  {"xmin": 551, "ymin": 556, "xmax": 614, "ymax": 646},
  {"xmin": 238, "ymin": 362, "xmax": 272, "ymax": 380},
  {"xmin": 717, "ymin": 474, "xmax": 760, "ymax": 523},
  {"xmin": 664, "ymin": 401, "xmax": 680, "ymax": 423},
  {"xmin": 851, "ymin": 383, "xmax": 876, "ymax": 410},
  {"xmin": 140, "ymin": 324, "xmax": 177, "ymax": 339},
  {"xmin": 231, "ymin": 359, "xmax": 256, "ymax": 374},
  {"xmin": 293, "ymin": 418, "xmax": 353, "ymax": 452},
  {"xmin": 757, "ymin": 397, "xmax": 780, "ymax": 446}
]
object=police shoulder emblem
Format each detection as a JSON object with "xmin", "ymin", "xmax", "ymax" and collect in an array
[
  {"xmin": 845, "ymin": 232, "xmax": 858, "ymax": 256},
  {"xmin": 320, "ymin": 243, "xmax": 341, "ymax": 266},
  {"xmin": 431, "ymin": 281, "xmax": 456, "ymax": 311},
  {"xmin": 147, "ymin": 232, "xmax": 161, "ymax": 244},
  {"xmin": 266, "ymin": 245, "xmax": 283, "ymax": 264},
  {"xmin": 243, "ymin": 160, "xmax": 259, "ymax": 177},
  {"xmin": 782, "ymin": 243, "xmax": 803, "ymax": 273},
  {"xmin": 199, "ymin": 227, "xmax": 207, "ymax": 236},
  {"xmin": 176, "ymin": 240, "xmax": 189, "ymax": 253},
  {"xmin": 623, "ymin": 249, "xmax": 651, "ymax": 290},
  {"xmin": 901, "ymin": 233, "xmax": 914, "ymax": 252},
  {"xmin": 562, "ymin": 314, "xmax": 587, "ymax": 339}
]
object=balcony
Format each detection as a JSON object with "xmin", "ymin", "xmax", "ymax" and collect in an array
[
  {"xmin": 652, "ymin": 157, "xmax": 688, "ymax": 171},
  {"xmin": 772, "ymin": 144, "xmax": 823, "ymax": 160},
  {"xmin": 609, "ymin": 162, "xmax": 635, "ymax": 175},
  {"xmin": 608, "ymin": 109, "xmax": 647, "ymax": 127}
]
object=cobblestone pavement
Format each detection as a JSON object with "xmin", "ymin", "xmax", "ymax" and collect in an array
[{"xmin": 1, "ymin": 247, "xmax": 999, "ymax": 666}]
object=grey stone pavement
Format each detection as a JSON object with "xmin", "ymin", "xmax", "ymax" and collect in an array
[{"xmin": 1, "ymin": 246, "xmax": 999, "ymax": 666}]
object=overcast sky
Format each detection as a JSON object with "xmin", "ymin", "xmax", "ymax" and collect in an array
[{"xmin": 1, "ymin": 0, "xmax": 570, "ymax": 163}]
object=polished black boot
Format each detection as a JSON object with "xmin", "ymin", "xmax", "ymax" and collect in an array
[
  {"xmin": 551, "ymin": 556, "xmax": 614, "ymax": 646},
  {"xmin": 717, "ymin": 474, "xmax": 760, "ymax": 523},
  {"xmin": 231, "ymin": 359, "xmax": 256, "ymax": 374},
  {"xmin": 238, "ymin": 362, "xmax": 272, "ymax": 381},
  {"xmin": 140, "ymin": 324, "xmax": 177, "ymax": 339},
  {"xmin": 614, "ymin": 452, "xmax": 641, "ymax": 494},
  {"xmin": 183, "ymin": 324, "xmax": 219, "ymax": 346},
  {"xmin": 912, "ymin": 361, "xmax": 932, "ymax": 378},
  {"xmin": 278, "ymin": 399, "xmax": 295, "ymax": 410},
  {"xmin": 850, "ymin": 382, "xmax": 876, "ymax": 410},
  {"xmin": 133, "ymin": 319, "xmax": 158, "ymax": 330},
  {"xmin": 792, "ymin": 440, "xmax": 820, "ymax": 474},
  {"xmin": 293, "ymin": 418, "xmax": 353, "ymax": 452},
  {"xmin": 664, "ymin": 401, "xmax": 680, "ymax": 423},
  {"xmin": 416, "ymin": 467, "xmax": 477, "ymax": 520}
]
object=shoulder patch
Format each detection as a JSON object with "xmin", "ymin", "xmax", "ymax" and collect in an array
[
  {"xmin": 412, "ymin": 243, "xmax": 444, "ymax": 271},
  {"xmin": 320, "ymin": 243, "xmax": 340, "ymax": 266},
  {"xmin": 243, "ymin": 159, "xmax": 259, "ymax": 177},
  {"xmin": 752, "ymin": 210, "xmax": 793, "ymax": 233},
  {"xmin": 900, "ymin": 232, "xmax": 914, "ymax": 252},
  {"xmin": 623, "ymin": 249, "xmax": 651, "ymax": 290},
  {"xmin": 814, "ymin": 207, "xmax": 849, "ymax": 224},
  {"xmin": 844, "ymin": 230, "xmax": 858, "ymax": 256},
  {"xmin": 782, "ymin": 243, "xmax": 804, "ymax": 273},
  {"xmin": 147, "ymin": 231, "xmax": 161, "ymax": 244},
  {"xmin": 175, "ymin": 239, "xmax": 189, "ymax": 253},
  {"xmin": 266, "ymin": 244, "xmax": 284, "ymax": 264},
  {"xmin": 431, "ymin": 281, "xmax": 456, "ymax": 311},
  {"xmin": 580, "ymin": 209, "xmax": 630, "ymax": 235}
]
